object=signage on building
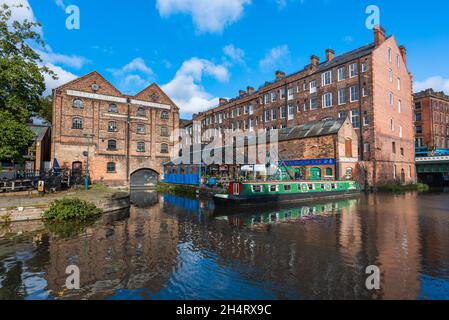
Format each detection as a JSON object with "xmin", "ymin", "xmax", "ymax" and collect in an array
[{"xmin": 282, "ymin": 158, "xmax": 336, "ymax": 166}]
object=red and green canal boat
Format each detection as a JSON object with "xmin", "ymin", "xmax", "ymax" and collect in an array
[{"xmin": 213, "ymin": 180, "xmax": 360, "ymax": 207}]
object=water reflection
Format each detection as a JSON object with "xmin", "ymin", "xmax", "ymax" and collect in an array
[{"xmin": 0, "ymin": 192, "xmax": 448, "ymax": 300}]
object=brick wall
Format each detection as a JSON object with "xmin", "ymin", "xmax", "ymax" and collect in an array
[{"xmin": 51, "ymin": 71, "xmax": 179, "ymax": 186}]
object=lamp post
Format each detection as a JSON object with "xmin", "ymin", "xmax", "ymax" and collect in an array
[{"xmin": 83, "ymin": 133, "xmax": 94, "ymax": 191}]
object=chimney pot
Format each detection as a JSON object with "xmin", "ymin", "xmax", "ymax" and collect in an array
[
  {"xmin": 325, "ymin": 49, "xmax": 335, "ymax": 62},
  {"xmin": 275, "ymin": 70, "xmax": 286, "ymax": 80},
  {"xmin": 247, "ymin": 86, "xmax": 254, "ymax": 95},
  {"xmin": 374, "ymin": 25, "xmax": 386, "ymax": 46},
  {"xmin": 219, "ymin": 98, "xmax": 228, "ymax": 105},
  {"xmin": 239, "ymin": 90, "xmax": 246, "ymax": 97},
  {"xmin": 310, "ymin": 55, "xmax": 320, "ymax": 67}
]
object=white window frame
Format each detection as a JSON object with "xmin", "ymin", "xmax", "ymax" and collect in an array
[
  {"xmin": 349, "ymin": 63, "xmax": 358, "ymax": 78},
  {"xmin": 288, "ymin": 88, "xmax": 294, "ymax": 101},
  {"xmin": 322, "ymin": 71, "xmax": 332, "ymax": 86},
  {"xmin": 338, "ymin": 67, "xmax": 345, "ymax": 81},
  {"xmin": 350, "ymin": 86, "xmax": 359, "ymax": 102},
  {"xmin": 322, "ymin": 92, "xmax": 333, "ymax": 108}
]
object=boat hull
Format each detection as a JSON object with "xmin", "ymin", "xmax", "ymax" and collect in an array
[{"xmin": 213, "ymin": 189, "xmax": 360, "ymax": 208}]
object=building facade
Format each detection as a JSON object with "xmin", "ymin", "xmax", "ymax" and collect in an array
[
  {"xmin": 51, "ymin": 71, "xmax": 179, "ymax": 186},
  {"xmin": 193, "ymin": 26, "xmax": 415, "ymax": 187},
  {"xmin": 414, "ymin": 89, "xmax": 449, "ymax": 151}
]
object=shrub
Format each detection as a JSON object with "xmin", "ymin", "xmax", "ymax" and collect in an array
[{"xmin": 42, "ymin": 198, "xmax": 102, "ymax": 221}]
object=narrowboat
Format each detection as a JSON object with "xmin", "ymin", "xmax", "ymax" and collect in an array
[{"xmin": 213, "ymin": 180, "xmax": 360, "ymax": 207}]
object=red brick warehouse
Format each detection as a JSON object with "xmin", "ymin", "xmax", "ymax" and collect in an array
[
  {"xmin": 193, "ymin": 26, "xmax": 415, "ymax": 187},
  {"xmin": 51, "ymin": 71, "xmax": 180, "ymax": 187}
]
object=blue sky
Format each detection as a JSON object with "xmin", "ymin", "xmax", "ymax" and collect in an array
[{"xmin": 4, "ymin": 0, "xmax": 449, "ymax": 118}]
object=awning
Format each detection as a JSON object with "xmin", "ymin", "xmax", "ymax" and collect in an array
[{"xmin": 240, "ymin": 164, "xmax": 279, "ymax": 173}]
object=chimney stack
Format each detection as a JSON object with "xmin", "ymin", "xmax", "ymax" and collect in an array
[
  {"xmin": 310, "ymin": 55, "xmax": 320, "ymax": 68},
  {"xmin": 399, "ymin": 45, "xmax": 407, "ymax": 65},
  {"xmin": 239, "ymin": 89, "xmax": 246, "ymax": 97},
  {"xmin": 374, "ymin": 25, "xmax": 386, "ymax": 46},
  {"xmin": 219, "ymin": 98, "xmax": 228, "ymax": 105},
  {"xmin": 275, "ymin": 70, "xmax": 285, "ymax": 80},
  {"xmin": 247, "ymin": 86, "xmax": 254, "ymax": 95},
  {"xmin": 325, "ymin": 49, "xmax": 335, "ymax": 62}
]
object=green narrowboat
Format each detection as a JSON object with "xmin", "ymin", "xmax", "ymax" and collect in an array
[{"xmin": 213, "ymin": 180, "xmax": 360, "ymax": 207}]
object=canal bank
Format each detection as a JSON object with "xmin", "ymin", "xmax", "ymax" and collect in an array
[{"xmin": 0, "ymin": 185, "xmax": 130, "ymax": 223}]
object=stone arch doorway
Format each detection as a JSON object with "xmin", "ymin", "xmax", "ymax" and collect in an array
[{"xmin": 130, "ymin": 168, "xmax": 159, "ymax": 188}]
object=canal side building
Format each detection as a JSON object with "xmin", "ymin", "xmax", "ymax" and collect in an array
[
  {"xmin": 193, "ymin": 26, "xmax": 415, "ymax": 187},
  {"xmin": 413, "ymin": 89, "xmax": 449, "ymax": 151},
  {"xmin": 51, "ymin": 71, "xmax": 180, "ymax": 186},
  {"xmin": 164, "ymin": 117, "xmax": 359, "ymax": 184}
]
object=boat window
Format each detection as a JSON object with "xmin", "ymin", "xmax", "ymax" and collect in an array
[
  {"xmin": 252, "ymin": 185, "xmax": 262, "ymax": 193},
  {"xmin": 270, "ymin": 185, "xmax": 278, "ymax": 192},
  {"xmin": 308, "ymin": 184, "xmax": 314, "ymax": 190},
  {"xmin": 331, "ymin": 183, "xmax": 336, "ymax": 190},
  {"xmin": 284, "ymin": 185, "xmax": 291, "ymax": 191},
  {"xmin": 321, "ymin": 184, "xmax": 325, "ymax": 189}
]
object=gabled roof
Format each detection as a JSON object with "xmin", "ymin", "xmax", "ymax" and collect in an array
[
  {"xmin": 315, "ymin": 43, "xmax": 376, "ymax": 72},
  {"xmin": 27, "ymin": 125, "xmax": 49, "ymax": 141},
  {"xmin": 278, "ymin": 118, "xmax": 346, "ymax": 141},
  {"xmin": 53, "ymin": 71, "xmax": 123, "ymax": 96}
]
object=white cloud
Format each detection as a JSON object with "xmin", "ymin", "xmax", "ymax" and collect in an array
[
  {"xmin": 54, "ymin": 0, "xmax": 66, "ymax": 10},
  {"xmin": 107, "ymin": 58, "xmax": 155, "ymax": 94},
  {"xmin": 223, "ymin": 44, "xmax": 245, "ymax": 65},
  {"xmin": 276, "ymin": 0, "xmax": 305, "ymax": 10},
  {"xmin": 259, "ymin": 45, "xmax": 291, "ymax": 72},
  {"xmin": 36, "ymin": 50, "xmax": 89, "ymax": 69},
  {"xmin": 162, "ymin": 58, "xmax": 230, "ymax": 115},
  {"xmin": 43, "ymin": 63, "xmax": 77, "ymax": 96},
  {"xmin": 1, "ymin": 0, "xmax": 42, "ymax": 34},
  {"xmin": 156, "ymin": 0, "xmax": 251, "ymax": 34},
  {"xmin": 414, "ymin": 76, "xmax": 449, "ymax": 94}
]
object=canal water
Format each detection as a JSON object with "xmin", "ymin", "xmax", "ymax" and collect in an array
[{"xmin": 0, "ymin": 191, "xmax": 448, "ymax": 300}]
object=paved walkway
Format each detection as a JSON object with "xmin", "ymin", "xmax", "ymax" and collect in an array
[{"xmin": 0, "ymin": 185, "xmax": 124, "ymax": 209}]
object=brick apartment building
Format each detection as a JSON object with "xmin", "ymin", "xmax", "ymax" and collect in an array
[
  {"xmin": 193, "ymin": 26, "xmax": 415, "ymax": 187},
  {"xmin": 51, "ymin": 71, "xmax": 179, "ymax": 186},
  {"xmin": 414, "ymin": 89, "xmax": 449, "ymax": 150}
]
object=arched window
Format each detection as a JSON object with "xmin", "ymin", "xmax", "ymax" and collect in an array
[
  {"xmin": 160, "ymin": 143, "xmax": 169, "ymax": 154},
  {"xmin": 325, "ymin": 167, "xmax": 333, "ymax": 177},
  {"xmin": 107, "ymin": 140, "xmax": 117, "ymax": 151},
  {"xmin": 161, "ymin": 126, "xmax": 169, "ymax": 137},
  {"xmin": 161, "ymin": 111, "xmax": 169, "ymax": 120},
  {"xmin": 72, "ymin": 117, "xmax": 83, "ymax": 129},
  {"xmin": 108, "ymin": 121, "xmax": 117, "ymax": 132},
  {"xmin": 137, "ymin": 141, "xmax": 145, "ymax": 152},
  {"xmin": 108, "ymin": 103, "xmax": 118, "ymax": 113},
  {"xmin": 73, "ymin": 99, "xmax": 84, "ymax": 109},
  {"xmin": 107, "ymin": 162, "xmax": 116, "ymax": 173},
  {"xmin": 137, "ymin": 107, "xmax": 145, "ymax": 116}
]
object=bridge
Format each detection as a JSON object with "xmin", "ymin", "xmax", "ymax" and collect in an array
[{"xmin": 415, "ymin": 156, "xmax": 449, "ymax": 186}]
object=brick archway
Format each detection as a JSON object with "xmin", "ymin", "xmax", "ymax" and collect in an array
[{"xmin": 130, "ymin": 168, "xmax": 159, "ymax": 188}]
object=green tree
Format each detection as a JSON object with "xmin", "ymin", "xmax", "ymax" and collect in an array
[
  {"xmin": 0, "ymin": 4, "xmax": 56, "ymax": 161},
  {"xmin": 38, "ymin": 95, "xmax": 52, "ymax": 123}
]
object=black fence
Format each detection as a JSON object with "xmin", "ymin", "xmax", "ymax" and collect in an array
[{"xmin": 0, "ymin": 169, "xmax": 84, "ymax": 193}]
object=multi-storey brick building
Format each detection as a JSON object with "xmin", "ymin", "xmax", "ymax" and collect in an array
[
  {"xmin": 193, "ymin": 26, "xmax": 415, "ymax": 187},
  {"xmin": 51, "ymin": 71, "xmax": 179, "ymax": 186},
  {"xmin": 413, "ymin": 89, "xmax": 449, "ymax": 151}
]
